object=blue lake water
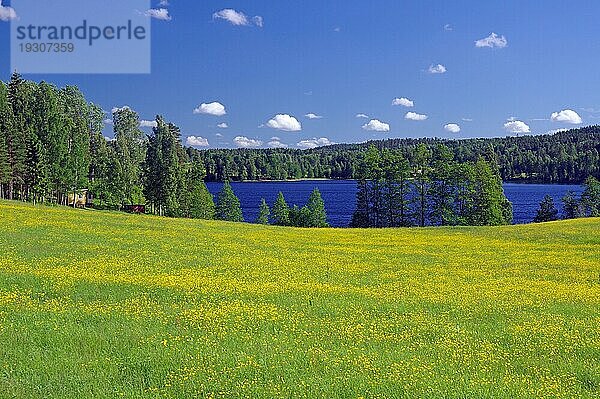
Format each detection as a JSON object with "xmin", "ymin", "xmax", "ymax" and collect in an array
[{"xmin": 206, "ymin": 181, "xmax": 584, "ymax": 227}]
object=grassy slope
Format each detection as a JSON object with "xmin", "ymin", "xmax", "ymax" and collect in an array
[{"xmin": 0, "ymin": 201, "xmax": 599, "ymax": 399}]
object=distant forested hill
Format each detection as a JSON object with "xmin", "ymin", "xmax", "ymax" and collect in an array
[{"xmin": 192, "ymin": 127, "xmax": 600, "ymax": 183}]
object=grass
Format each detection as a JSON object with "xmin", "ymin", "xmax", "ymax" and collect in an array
[{"xmin": 0, "ymin": 200, "xmax": 599, "ymax": 398}]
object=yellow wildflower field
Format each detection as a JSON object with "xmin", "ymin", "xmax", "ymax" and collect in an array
[{"xmin": 0, "ymin": 201, "xmax": 599, "ymax": 398}]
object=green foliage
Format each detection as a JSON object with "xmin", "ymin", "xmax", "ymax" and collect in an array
[
  {"xmin": 534, "ymin": 195, "xmax": 559, "ymax": 223},
  {"xmin": 288, "ymin": 205, "xmax": 312, "ymax": 228},
  {"xmin": 215, "ymin": 181, "xmax": 243, "ymax": 222},
  {"xmin": 194, "ymin": 127, "xmax": 600, "ymax": 184},
  {"xmin": 113, "ymin": 106, "xmax": 145, "ymax": 206},
  {"xmin": 187, "ymin": 164, "xmax": 215, "ymax": 220},
  {"xmin": 352, "ymin": 147, "xmax": 512, "ymax": 228},
  {"xmin": 562, "ymin": 191, "xmax": 583, "ymax": 219},
  {"xmin": 306, "ymin": 188, "xmax": 329, "ymax": 227},
  {"xmin": 0, "ymin": 82, "xmax": 12, "ymax": 196},
  {"xmin": 256, "ymin": 198, "xmax": 270, "ymax": 224},
  {"xmin": 272, "ymin": 192, "xmax": 290, "ymax": 226},
  {"xmin": 470, "ymin": 157, "xmax": 513, "ymax": 226},
  {"xmin": 581, "ymin": 176, "xmax": 600, "ymax": 217}
]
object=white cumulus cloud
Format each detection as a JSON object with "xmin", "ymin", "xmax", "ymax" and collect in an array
[
  {"xmin": 213, "ymin": 9, "xmax": 263, "ymax": 27},
  {"xmin": 392, "ymin": 97, "xmax": 414, "ymax": 107},
  {"xmin": 305, "ymin": 113, "xmax": 323, "ymax": 119},
  {"xmin": 0, "ymin": 1, "xmax": 17, "ymax": 21},
  {"xmin": 140, "ymin": 120, "xmax": 158, "ymax": 128},
  {"xmin": 297, "ymin": 137, "xmax": 334, "ymax": 149},
  {"xmin": 504, "ymin": 120, "xmax": 530, "ymax": 134},
  {"xmin": 233, "ymin": 136, "xmax": 262, "ymax": 148},
  {"xmin": 111, "ymin": 105, "xmax": 131, "ymax": 114},
  {"xmin": 217, "ymin": 122, "xmax": 228, "ymax": 128},
  {"xmin": 428, "ymin": 64, "xmax": 446, "ymax": 74},
  {"xmin": 444, "ymin": 123, "xmax": 461, "ymax": 133},
  {"xmin": 355, "ymin": 113, "xmax": 369, "ymax": 119},
  {"xmin": 362, "ymin": 119, "xmax": 390, "ymax": 132},
  {"xmin": 405, "ymin": 112, "xmax": 428, "ymax": 121},
  {"xmin": 253, "ymin": 15, "xmax": 263, "ymax": 27},
  {"xmin": 267, "ymin": 138, "xmax": 288, "ymax": 148},
  {"xmin": 145, "ymin": 8, "xmax": 171, "ymax": 21},
  {"xmin": 550, "ymin": 109, "xmax": 582, "ymax": 124},
  {"xmin": 193, "ymin": 102, "xmax": 226, "ymax": 116},
  {"xmin": 186, "ymin": 136, "xmax": 209, "ymax": 147},
  {"xmin": 475, "ymin": 32, "xmax": 508, "ymax": 48},
  {"xmin": 266, "ymin": 114, "xmax": 302, "ymax": 131}
]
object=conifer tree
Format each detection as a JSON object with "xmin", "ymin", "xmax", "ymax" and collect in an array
[
  {"xmin": 289, "ymin": 204, "xmax": 311, "ymax": 227},
  {"xmin": 187, "ymin": 162, "xmax": 215, "ymax": 220},
  {"xmin": 192, "ymin": 182, "xmax": 215, "ymax": 220},
  {"xmin": 256, "ymin": 198, "xmax": 270, "ymax": 224},
  {"xmin": 0, "ymin": 82, "xmax": 12, "ymax": 199},
  {"xmin": 215, "ymin": 181, "xmax": 243, "ymax": 222},
  {"xmin": 272, "ymin": 191, "xmax": 290, "ymax": 226},
  {"xmin": 306, "ymin": 187, "xmax": 328, "ymax": 227},
  {"xmin": 7, "ymin": 72, "xmax": 31, "ymax": 200},
  {"xmin": 533, "ymin": 195, "xmax": 559, "ymax": 223},
  {"xmin": 561, "ymin": 191, "xmax": 582, "ymax": 219}
]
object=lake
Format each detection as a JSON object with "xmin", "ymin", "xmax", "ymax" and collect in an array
[{"xmin": 206, "ymin": 181, "xmax": 584, "ymax": 227}]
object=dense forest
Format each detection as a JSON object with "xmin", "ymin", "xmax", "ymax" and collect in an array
[
  {"xmin": 0, "ymin": 74, "xmax": 598, "ymax": 227},
  {"xmin": 196, "ymin": 128, "xmax": 600, "ymax": 183}
]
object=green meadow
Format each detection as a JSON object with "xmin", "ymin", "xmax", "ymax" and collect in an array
[{"xmin": 0, "ymin": 201, "xmax": 599, "ymax": 398}]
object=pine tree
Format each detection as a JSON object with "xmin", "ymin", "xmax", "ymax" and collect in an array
[
  {"xmin": 143, "ymin": 116, "xmax": 184, "ymax": 216},
  {"xmin": 215, "ymin": 181, "xmax": 243, "ymax": 222},
  {"xmin": 561, "ymin": 191, "xmax": 582, "ymax": 219},
  {"xmin": 187, "ymin": 162, "xmax": 215, "ymax": 220},
  {"xmin": 306, "ymin": 187, "xmax": 328, "ymax": 227},
  {"xmin": 0, "ymin": 82, "xmax": 11, "ymax": 199},
  {"xmin": 272, "ymin": 191, "xmax": 290, "ymax": 226},
  {"xmin": 256, "ymin": 198, "xmax": 270, "ymax": 224},
  {"xmin": 533, "ymin": 195, "xmax": 559, "ymax": 223},
  {"xmin": 7, "ymin": 72, "xmax": 31, "ymax": 200},
  {"xmin": 163, "ymin": 122, "xmax": 183, "ymax": 217},
  {"xmin": 289, "ymin": 205, "xmax": 311, "ymax": 227}
]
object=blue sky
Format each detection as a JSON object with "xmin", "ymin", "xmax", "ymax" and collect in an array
[{"xmin": 1, "ymin": 0, "xmax": 600, "ymax": 149}]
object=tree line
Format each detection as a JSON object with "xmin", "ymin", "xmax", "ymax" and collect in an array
[
  {"xmin": 350, "ymin": 145, "xmax": 513, "ymax": 227},
  {"xmin": 194, "ymin": 128, "xmax": 600, "ymax": 184},
  {"xmin": 0, "ymin": 73, "xmax": 330, "ymax": 226},
  {"xmin": 0, "ymin": 74, "xmax": 597, "ymax": 228},
  {"xmin": 0, "ymin": 73, "xmax": 212, "ymax": 220},
  {"xmin": 533, "ymin": 176, "xmax": 600, "ymax": 222}
]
